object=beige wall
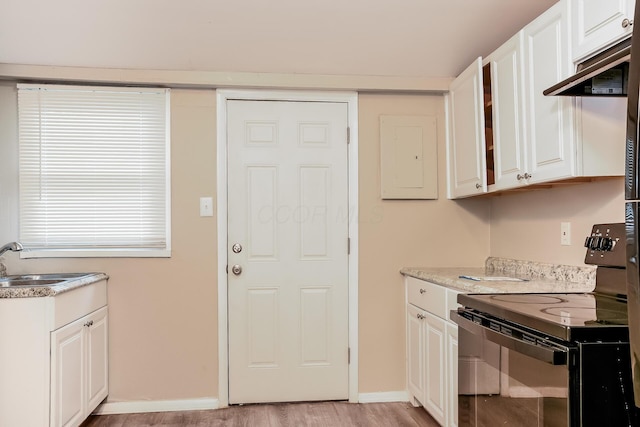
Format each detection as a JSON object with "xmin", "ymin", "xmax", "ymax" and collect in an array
[
  {"xmin": 0, "ymin": 86, "xmax": 494, "ymax": 401},
  {"xmin": 1, "ymin": 83, "xmax": 624, "ymax": 401},
  {"xmin": 490, "ymin": 178, "xmax": 625, "ymax": 266},
  {"xmin": 1, "ymin": 88, "xmax": 219, "ymax": 401},
  {"xmin": 357, "ymin": 93, "xmax": 491, "ymax": 392}
]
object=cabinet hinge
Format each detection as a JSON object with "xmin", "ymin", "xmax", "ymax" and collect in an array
[
  {"xmin": 347, "ymin": 127, "xmax": 351, "ymax": 144},
  {"xmin": 347, "ymin": 237, "xmax": 351, "ymax": 255},
  {"xmin": 226, "ymin": 265, "xmax": 228, "ymax": 274},
  {"xmin": 348, "ymin": 347, "xmax": 351, "ymax": 364}
]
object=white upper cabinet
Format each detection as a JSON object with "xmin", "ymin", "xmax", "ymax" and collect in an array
[
  {"xmin": 445, "ymin": 57, "xmax": 487, "ymax": 198},
  {"xmin": 444, "ymin": 0, "xmax": 625, "ymax": 199},
  {"xmin": 523, "ymin": 1, "xmax": 577, "ymax": 184},
  {"xmin": 486, "ymin": 32, "xmax": 528, "ymax": 191},
  {"xmin": 572, "ymin": 0, "xmax": 635, "ymax": 61}
]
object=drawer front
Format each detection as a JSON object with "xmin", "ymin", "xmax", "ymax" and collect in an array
[
  {"xmin": 53, "ymin": 280, "xmax": 108, "ymax": 330},
  {"xmin": 406, "ymin": 277, "xmax": 447, "ymax": 318}
]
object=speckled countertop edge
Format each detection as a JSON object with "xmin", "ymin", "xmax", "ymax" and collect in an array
[
  {"xmin": 400, "ymin": 257, "xmax": 596, "ymax": 294},
  {"xmin": 0, "ymin": 272, "xmax": 109, "ymax": 298}
]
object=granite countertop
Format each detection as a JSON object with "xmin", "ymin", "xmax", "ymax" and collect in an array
[
  {"xmin": 401, "ymin": 257, "xmax": 596, "ymax": 294},
  {"xmin": 0, "ymin": 272, "xmax": 109, "ymax": 298}
]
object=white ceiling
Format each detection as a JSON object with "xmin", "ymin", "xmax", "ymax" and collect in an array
[{"xmin": 0, "ymin": 0, "xmax": 558, "ymax": 78}]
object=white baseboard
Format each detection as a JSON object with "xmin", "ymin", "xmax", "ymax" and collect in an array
[
  {"xmin": 94, "ymin": 392, "xmax": 409, "ymax": 415},
  {"xmin": 93, "ymin": 398, "xmax": 219, "ymax": 415},
  {"xmin": 358, "ymin": 391, "xmax": 410, "ymax": 403}
]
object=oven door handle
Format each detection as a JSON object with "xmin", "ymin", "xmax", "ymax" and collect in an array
[{"xmin": 451, "ymin": 311, "xmax": 568, "ymax": 366}]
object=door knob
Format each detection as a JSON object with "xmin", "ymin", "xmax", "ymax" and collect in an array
[
  {"xmin": 232, "ymin": 243, "xmax": 243, "ymax": 253},
  {"xmin": 231, "ymin": 265, "xmax": 243, "ymax": 275}
]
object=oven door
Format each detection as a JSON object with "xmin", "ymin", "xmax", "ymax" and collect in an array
[{"xmin": 452, "ymin": 310, "xmax": 574, "ymax": 427}]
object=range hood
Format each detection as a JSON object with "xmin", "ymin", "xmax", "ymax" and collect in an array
[{"xmin": 544, "ymin": 38, "xmax": 631, "ymax": 97}]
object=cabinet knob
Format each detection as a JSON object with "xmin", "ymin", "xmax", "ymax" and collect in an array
[
  {"xmin": 475, "ymin": 183, "xmax": 482, "ymax": 189},
  {"xmin": 524, "ymin": 173, "xmax": 532, "ymax": 179},
  {"xmin": 417, "ymin": 313, "xmax": 425, "ymax": 320},
  {"xmin": 622, "ymin": 18, "xmax": 634, "ymax": 29},
  {"xmin": 517, "ymin": 174, "xmax": 524, "ymax": 180},
  {"xmin": 419, "ymin": 288, "xmax": 426, "ymax": 294},
  {"xmin": 84, "ymin": 320, "xmax": 94, "ymax": 327}
]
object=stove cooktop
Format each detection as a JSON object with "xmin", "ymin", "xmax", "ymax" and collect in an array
[{"xmin": 458, "ymin": 292, "xmax": 629, "ymax": 342}]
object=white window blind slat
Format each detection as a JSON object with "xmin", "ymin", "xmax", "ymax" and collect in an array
[{"xmin": 18, "ymin": 84, "xmax": 171, "ymax": 253}]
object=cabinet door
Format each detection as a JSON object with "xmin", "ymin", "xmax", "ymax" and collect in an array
[
  {"xmin": 523, "ymin": 1, "xmax": 576, "ymax": 184},
  {"xmin": 446, "ymin": 57, "xmax": 487, "ymax": 198},
  {"xmin": 407, "ymin": 304, "xmax": 425, "ymax": 405},
  {"xmin": 86, "ymin": 307, "xmax": 109, "ymax": 413},
  {"xmin": 446, "ymin": 323, "xmax": 459, "ymax": 427},
  {"xmin": 51, "ymin": 307, "xmax": 108, "ymax": 427},
  {"xmin": 572, "ymin": 0, "xmax": 635, "ymax": 61},
  {"xmin": 488, "ymin": 32, "xmax": 527, "ymax": 191},
  {"xmin": 423, "ymin": 312, "xmax": 446, "ymax": 425},
  {"xmin": 51, "ymin": 318, "xmax": 85, "ymax": 427}
]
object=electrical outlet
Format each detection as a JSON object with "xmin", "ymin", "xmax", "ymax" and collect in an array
[
  {"xmin": 200, "ymin": 197, "xmax": 214, "ymax": 217},
  {"xmin": 561, "ymin": 222, "xmax": 571, "ymax": 246}
]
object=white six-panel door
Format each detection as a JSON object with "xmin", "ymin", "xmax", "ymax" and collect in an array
[{"xmin": 227, "ymin": 99, "xmax": 350, "ymax": 404}]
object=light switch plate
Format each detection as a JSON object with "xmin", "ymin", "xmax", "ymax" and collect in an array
[
  {"xmin": 561, "ymin": 222, "xmax": 571, "ymax": 246},
  {"xmin": 200, "ymin": 197, "xmax": 214, "ymax": 217}
]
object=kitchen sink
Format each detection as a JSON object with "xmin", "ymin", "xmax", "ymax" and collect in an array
[
  {"xmin": 0, "ymin": 273, "xmax": 91, "ymax": 288},
  {"xmin": 0, "ymin": 279, "xmax": 63, "ymax": 287}
]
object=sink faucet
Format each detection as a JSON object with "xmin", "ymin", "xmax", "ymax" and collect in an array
[{"xmin": 0, "ymin": 242, "xmax": 23, "ymax": 257}]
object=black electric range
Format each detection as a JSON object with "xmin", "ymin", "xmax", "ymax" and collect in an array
[
  {"xmin": 452, "ymin": 223, "xmax": 638, "ymax": 427},
  {"xmin": 458, "ymin": 223, "xmax": 629, "ymax": 344},
  {"xmin": 457, "ymin": 290, "xmax": 629, "ymax": 343}
]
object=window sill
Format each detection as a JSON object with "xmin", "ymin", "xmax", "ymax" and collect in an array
[{"xmin": 20, "ymin": 249, "xmax": 171, "ymax": 259}]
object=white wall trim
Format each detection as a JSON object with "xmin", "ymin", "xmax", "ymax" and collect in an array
[
  {"xmin": 358, "ymin": 391, "xmax": 410, "ymax": 403},
  {"xmin": 0, "ymin": 63, "xmax": 452, "ymax": 93},
  {"xmin": 93, "ymin": 398, "xmax": 219, "ymax": 415},
  {"xmin": 93, "ymin": 392, "xmax": 409, "ymax": 415},
  {"xmin": 216, "ymin": 89, "xmax": 359, "ymax": 407}
]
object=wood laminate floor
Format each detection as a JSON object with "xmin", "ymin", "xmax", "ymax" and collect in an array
[{"xmin": 81, "ymin": 401, "xmax": 440, "ymax": 427}]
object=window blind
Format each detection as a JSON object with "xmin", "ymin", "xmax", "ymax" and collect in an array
[{"xmin": 18, "ymin": 84, "xmax": 170, "ymax": 254}]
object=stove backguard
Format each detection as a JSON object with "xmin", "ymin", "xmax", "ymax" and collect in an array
[
  {"xmin": 585, "ymin": 223, "xmax": 627, "ymax": 297},
  {"xmin": 585, "ymin": 223, "xmax": 625, "ymax": 267}
]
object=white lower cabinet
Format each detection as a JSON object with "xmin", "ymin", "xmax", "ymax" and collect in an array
[
  {"xmin": 405, "ymin": 276, "xmax": 460, "ymax": 426},
  {"xmin": 445, "ymin": 323, "xmax": 458, "ymax": 427},
  {"xmin": 407, "ymin": 304, "xmax": 425, "ymax": 403},
  {"xmin": 51, "ymin": 306, "xmax": 109, "ymax": 427},
  {"xmin": 423, "ymin": 311, "xmax": 446, "ymax": 423},
  {"xmin": 0, "ymin": 279, "xmax": 108, "ymax": 427}
]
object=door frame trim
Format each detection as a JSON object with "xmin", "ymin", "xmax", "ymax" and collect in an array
[{"xmin": 216, "ymin": 89, "xmax": 359, "ymax": 407}]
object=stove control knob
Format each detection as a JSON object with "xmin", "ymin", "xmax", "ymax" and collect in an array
[
  {"xmin": 584, "ymin": 236, "xmax": 593, "ymax": 248},
  {"xmin": 590, "ymin": 236, "xmax": 601, "ymax": 250},
  {"xmin": 600, "ymin": 237, "xmax": 614, "ymax": 251}
]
